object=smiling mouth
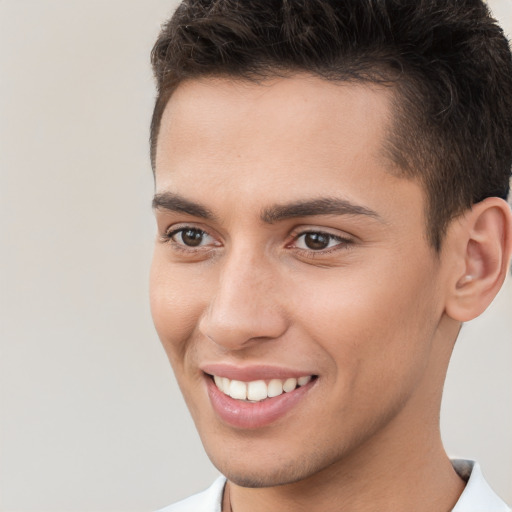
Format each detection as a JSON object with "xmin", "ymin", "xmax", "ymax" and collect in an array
[{"xmin": 209, "ymin": 374, "xmax": 316, "ymax": 402}]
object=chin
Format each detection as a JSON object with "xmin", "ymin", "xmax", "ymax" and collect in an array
[
  {"xmin": 206, "ymin": 442, "xmax": 343, "ymax": 489},
  {"xmin": 219, "ymin": 463, "xmax": 314, "ymax": 489}
]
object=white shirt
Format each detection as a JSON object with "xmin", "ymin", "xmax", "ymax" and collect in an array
[{"xmin": 157, "ymin": 460, "xmax": 510, "ymax": 512}]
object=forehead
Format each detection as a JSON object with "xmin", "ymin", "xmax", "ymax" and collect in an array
[
  {"xmin": 154, "ymin": 75, "xmax": 421, "ymax": 222},
  {"xmin": 156, "ymin": 75, "xmax": 394, "ymax": 171}
]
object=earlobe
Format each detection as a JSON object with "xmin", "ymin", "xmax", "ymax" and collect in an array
[{"xmin": 445, "ymin": 197, "xmax": 512, "ymax": 322}]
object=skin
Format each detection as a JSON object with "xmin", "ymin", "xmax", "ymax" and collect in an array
[{"xmin": 150, "ymin": 75, "xmax": 510, "ymax": 511}]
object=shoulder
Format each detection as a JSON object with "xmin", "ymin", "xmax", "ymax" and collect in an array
[
  {"xmin": 156, "ymin": 476, "xmax": 226, "ymax": 512},
  {"xmin": 451, "ymin": 460, "xmax": 510, "ymax": 512}
]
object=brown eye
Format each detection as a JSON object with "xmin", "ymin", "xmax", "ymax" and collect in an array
[
  {"xmin": 292, "ymin": 231, "xmax": 352, "ymax": 253},
  {"xmin": 165, "ymin": 226, "xmax": 220, "ymax": 252},
  {"xmin": 303, "ymin": 232, "xmax": 330, "ymax": 250},
  {"xmin": 179, "ymin": 228, "xmax": 205, "ymax": 247}
]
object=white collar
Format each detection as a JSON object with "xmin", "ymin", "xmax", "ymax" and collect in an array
[{"xmin": 451, "ymin": 459, "xmax": 510, "ymax": 511}]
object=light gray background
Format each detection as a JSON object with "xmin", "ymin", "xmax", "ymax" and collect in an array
[{"xmin": 1, "ymin": 1, "xmax": 511, "ymax": 510}]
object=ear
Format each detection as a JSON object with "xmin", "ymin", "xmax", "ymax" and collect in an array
[{"xmin": 444, "ymin": 197, "xmax": 512, "ymax": 322}]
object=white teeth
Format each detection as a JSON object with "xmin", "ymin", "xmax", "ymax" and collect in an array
[
  {"xmin": 283, "ymin": 377, "xmax": 297, "ymax": 392},
  {"xmin": 213, "ymin": 375, "xmax": 224, "ymax": 392},
  {"xmin": 267, "ymin": 378, "xmax": 284, "ymax": 398},
  {"xmin": 247, "ymin": 380, "xmax": 267, "ymax": 401},
  {"xmin": 298, "ymin": 376, "xmax": 312, "ymax": 386},
  {"xmin": 229, "ymin": 380, "xmax": 247, "ymax": 400},
  {"xmin": 212, "ymin": 374, "xmax": 313, "ymax": 402}
]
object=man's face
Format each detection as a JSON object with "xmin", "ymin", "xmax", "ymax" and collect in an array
[{"xmin": 151, "ymin": 76, "xmax": 451, "ymax": 487}]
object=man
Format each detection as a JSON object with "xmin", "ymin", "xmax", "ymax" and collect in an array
[{"xmin": 148, "ymin": 1, "xmax": 512, "ymax": 510}]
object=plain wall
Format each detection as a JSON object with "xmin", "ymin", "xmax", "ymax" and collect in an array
[{"xmin": 0, "ymin": 1, "xmax": 510, "ymax": 510}]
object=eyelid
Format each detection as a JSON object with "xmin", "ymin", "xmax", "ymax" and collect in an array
[
  {"xmin": 161, "ymin": 223, "xmax": 222, "ymax": 249},
  {"xmin": 163, "ymin": 222, "xmax": 215, "ymax": 238},
  {"xmin": 287, "ymin": 227, "xmax": 356, "ymax": 254},
  {"xmin": 288, "ymin": 225, "xmax": 355, "ymax": 241}
]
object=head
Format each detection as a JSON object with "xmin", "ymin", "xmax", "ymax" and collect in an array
[{"xmin": 149, "ymin": 0, "xmax": 512, "ymax": 490}]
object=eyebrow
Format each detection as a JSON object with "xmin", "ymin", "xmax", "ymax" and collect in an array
[
  {"xmin": 152, "ymin": 192, "xmax": 215, "ymax": 220},
  {"xmin": 261, "ymin": 197, "xmax": 381, "ymax": 223},
  {"xmin": 152, "ymin": 192, "xmax": 381, "ymax": 223}
]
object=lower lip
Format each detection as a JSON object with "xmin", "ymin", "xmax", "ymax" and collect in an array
[{"xmin": 205, "ymin": 376, "xmax": 315, "ymax": 429}]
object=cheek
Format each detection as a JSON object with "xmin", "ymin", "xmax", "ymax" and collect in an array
[
  {"xmin": 289, "ymin": 260, "xmax": 440, "ymax": 389},
  {"xmin": 149, "ymin": 254, "xmax": 205, "ymax": 365}
]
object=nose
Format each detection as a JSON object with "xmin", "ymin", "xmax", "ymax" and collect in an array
[{"xmin": 198, "ymin": 249, "xmax": 288, "ymax": 350}]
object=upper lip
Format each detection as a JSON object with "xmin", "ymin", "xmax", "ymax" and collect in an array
[{"xmin": 200, "ymin": 363, "xmax": 316, "ymax": 381}]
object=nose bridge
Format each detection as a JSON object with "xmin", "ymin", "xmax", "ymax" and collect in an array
[{"xmin": 199, "ymin": 244, "xmax": 287, "ymax": 349}]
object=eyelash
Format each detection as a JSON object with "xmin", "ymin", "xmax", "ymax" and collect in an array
[
  {"xmin": 290, "ymin": 230, "xmax": 354, "ymax": 257},
  {"xmin": 162, "ymin": 226, "xmax": 218, "ymax": 253},
  {"xmin": 161, "ymin": 226, "xmax": 354, "ymax": 256}
]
